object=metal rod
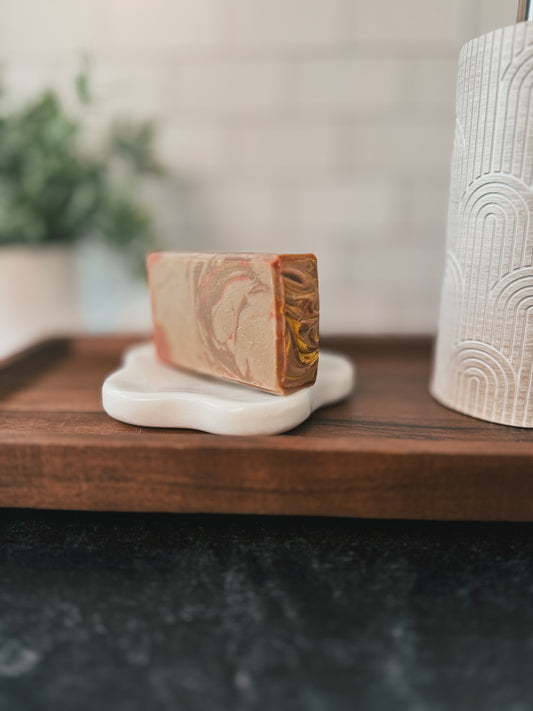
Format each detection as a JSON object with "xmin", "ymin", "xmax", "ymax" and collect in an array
[{"xmin": 517, "ymin": 0, "xmax": 532, "ymax": 22}]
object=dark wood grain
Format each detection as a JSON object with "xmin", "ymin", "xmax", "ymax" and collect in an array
[{"xmin": 0, "ymin": 335, "xmax": 532, "ymax": 520}]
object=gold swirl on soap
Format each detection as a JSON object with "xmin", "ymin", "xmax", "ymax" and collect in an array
[{"xmin": 280, "ymin": 256, "xmax": 319, "ymax": 390}]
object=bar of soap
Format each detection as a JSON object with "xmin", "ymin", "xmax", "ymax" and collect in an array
[{"xmin": 147, "ymin": 252, "xmax": 319, "ymax": 394}]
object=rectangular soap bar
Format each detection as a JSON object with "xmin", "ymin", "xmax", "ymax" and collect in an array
[{"xmin": 147, "ymin": 252, "xmax": 319, "ymax": 394}]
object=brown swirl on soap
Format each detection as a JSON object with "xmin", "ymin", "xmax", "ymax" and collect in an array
[
  {"xmin": 191, "ymin": 260, "xmax": 272, "ymax": 384},
  {"xmin": 281, "ymin": 257, "xmax": 319, "ymax": 389}
]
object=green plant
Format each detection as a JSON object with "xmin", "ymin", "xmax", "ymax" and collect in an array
[{"xmin": 0, "ymin": 66, "xmax": 163, "ymax": 260}]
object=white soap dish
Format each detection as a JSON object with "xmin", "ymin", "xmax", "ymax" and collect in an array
[{"xmin": 102, "ymin": 343, "xmax": 355, "ymax": 435}]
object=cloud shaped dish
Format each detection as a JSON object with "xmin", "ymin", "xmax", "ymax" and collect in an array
[{"xmin": 102, "ymin": 343, "xmax": 355, "ymax": 436}]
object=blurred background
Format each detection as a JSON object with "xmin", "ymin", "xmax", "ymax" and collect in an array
[{"xmin": 0, "ymin": 0, "xmax": 518, "ymax": 356}]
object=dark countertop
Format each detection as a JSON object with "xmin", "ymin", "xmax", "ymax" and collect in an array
[{"xmin": 1, "ymin": 510, "xmax": 533, "ymax": 710}]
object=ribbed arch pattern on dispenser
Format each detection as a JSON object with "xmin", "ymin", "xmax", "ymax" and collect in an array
[{"xmin": 432, "ymin": 22, "xmax": 533, "ymax": 427}]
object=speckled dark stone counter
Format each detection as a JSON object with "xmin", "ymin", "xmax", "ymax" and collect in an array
[{"xmin": 1, "ymin": 510, "xmax": 532, "ymax": 710}]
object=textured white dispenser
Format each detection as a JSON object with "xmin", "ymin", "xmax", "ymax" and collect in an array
[{"xmin": 431, "ymin": 12, "xmax": 533, "ymax": 427}]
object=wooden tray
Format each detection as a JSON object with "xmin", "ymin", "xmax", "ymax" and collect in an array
[{"xmin": 1, "ymin": 336, "xmax": 532, "ymax": 520}]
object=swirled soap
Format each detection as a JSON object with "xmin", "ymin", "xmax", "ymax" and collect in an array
[{"xmin": 147, "ymin": 252, "xmax": 319, "ymax": 395}]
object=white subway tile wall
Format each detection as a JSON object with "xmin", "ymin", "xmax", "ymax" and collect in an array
[{"xmin": 0, "ymin": 0, "xmax": 517, "ymax": 333}]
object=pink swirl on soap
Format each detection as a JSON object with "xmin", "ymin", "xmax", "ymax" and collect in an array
[{"xmin": 192, "ymin": 260, "xmax": 271, "ymax": 382}]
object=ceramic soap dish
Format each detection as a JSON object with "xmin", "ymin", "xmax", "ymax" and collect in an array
[{"xmin": 102, "ymin": 343, "xmax": 355, "ymax": 436}]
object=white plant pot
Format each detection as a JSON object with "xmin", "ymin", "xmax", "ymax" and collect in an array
[
  {"xmin": 74, "ymin": 240, "xmax": 151, "ymax": 334},
  {"xmin": 0, "ymin": 245, "xmax": 79, "ymax": 360}
]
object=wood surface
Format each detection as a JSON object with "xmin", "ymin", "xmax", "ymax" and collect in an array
[
  {"xmin": 517, "ymin": 0, "xmax": 530, "ymax": 22},
  {"xmin": 0, "ymin": 336, "xmax": 532, "ymax": 520}
]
